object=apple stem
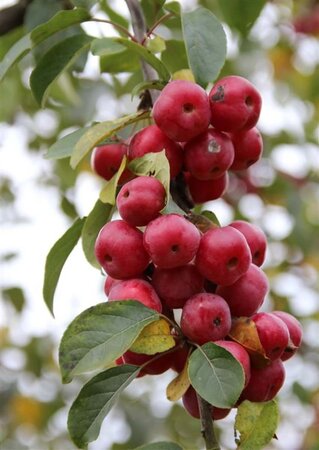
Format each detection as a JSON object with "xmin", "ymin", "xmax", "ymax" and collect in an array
[
  {"xmin": 196, "ymin": 393, "xmax": 221, "ymax": 450},
  {"xmin": 124, "ymin": 0, "xmax": 160, "ymax": 106}
]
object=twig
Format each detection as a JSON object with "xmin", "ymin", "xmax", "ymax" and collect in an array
[
  {"xmin": 90, "ymin": 18, "xmax": 136, "ymax": 41},
  {"xmin": 141, "ymin": 12, "xmax": 173, "ymax": 44},
  {"xmin": 196, "ymin": 393, "xmax": 221, "ymax": 450}
]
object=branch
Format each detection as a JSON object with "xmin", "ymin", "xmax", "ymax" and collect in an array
[{"xmin": 196, "ymin": 393, "xmax": 221, "ymax": 450}]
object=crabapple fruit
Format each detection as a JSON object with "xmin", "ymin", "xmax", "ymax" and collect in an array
[
  {"xmin": 230, "ymin": 220, "xmax": 267, "ymax": 266},
  {"xmin": 251, "ymin": 312, "xmax": 289, "ymax": 361},
  {"xmin": 230, "ymin": 127, "xmax": 263, "ymax": 171},
  {"xmin": 272, "ymin": 311, "xmax": 303, "ymax": 361},
  {"xmin": 108, "ymin": 278, "xmax": 162, "ymax": 312},
  {"xmin": 153, "ymin": 80, "xmax": 211, "ymax": 142},
  {"xmin": 215, "ymin": 340, "xmax": 251, "ymax": 387},
  {"xmin": 186, "ymin": 172, "xmax": 228, "ymax": 204},
  {"xmin": 182, "ymin": 386, "xmax": 231, "ymax": 420},
  {"xmin": 95, "ymin": 220, "xmax": 150, "ymax": 279},
  {"xmin": 91, "ymin": 142, "xmax": 132, "ymax": 183}
]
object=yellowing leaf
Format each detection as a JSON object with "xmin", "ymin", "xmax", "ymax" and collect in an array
[
  {"xmin": 130, "ymin": 318, "xmax": 175, "ymax": 355},
  {"xmin": 172, "ymin": 69, "xmax": 195, "ymax": 82},
  {"xmin": 99, "ymin": 156, "xmax": 127, "ymax": 204},
  {"xmin": 166, "ymin": 359, "xmax": 190, "ymax": 401}
]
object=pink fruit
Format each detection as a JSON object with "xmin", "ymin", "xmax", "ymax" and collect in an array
[
  {"xmin": 251, "ymin": 312, "xmax": 289, "ymax": 361},
  {"xmin": 215, "ymin": 340, "xmax": 251, "ymax": 387},
  {"xmin": 108, "ymin": 278, "xmax": 162, "ymax": 312},
  {"xmin": 272, "ymin": 311, "xmax": 303, "ymax": 361},
  {"xmin": 230, "ymin": 220, "xmax": 267, "ymax": 266},
  {"xmin": 91, "ymin": 142, "xmax": 132, "ymax": 183},
  {"xmin": 186, "ymin": 172, "xmax": 229, "ymax": 204},
  {"xmin": 230, "ymin": 127, "xmax": 263, "ymax": 171},
  {"xmin": 182, "ymin": 386, "xmax": 231, "ymax": 420}
]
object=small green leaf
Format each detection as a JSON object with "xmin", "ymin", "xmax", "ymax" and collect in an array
[
  {"xmin": 128, "ymin": 151, "xmax": 170, "ymax": 202},
  {"xmin": 115, "ymin": 37, "xmax": 170, "ymax": 81},
  {"xmin": 59, "ymin": 300, "xmax": 160, "ymax": 383},
  {"xmin": 91, "ymin": 37, "xmax": 125, "ymax": 57},
  {"xmin": 30, "ymin": 34, "xmax": 93, "ymax": 106},
  {"xmin": 146, "ymin": 36, "xmax": 166, "ymax": 54},
  {"xmin": 131, "ymin": 79, "xmax": 166, "ymax": 99},
  {"xmin": 99, "ymin": 156, "xmax": 127, "ymax": 205},
  {"xmin": 43, "ymin": 217, "xmax": 85, "ymax": 317},
  {"xmin": 0, "ymin": 35, "xmax": 31, "ymax": 82},
  {"xmin": 68, "ymin": 365, "xmax": 140, "ymax": 449},
  {"xmin": 188, "ymin": 342, "xmax": 244, "ymax": 408},
  {"xmin": 70, "ymin": 110, "xmax": 150, "ymax": 168},
  {"xmin": 81, "ymin": 200, "xmax": 113, "ymax": 268},
  {"xmin": 161, "ymin": 40, "xmax": 188, "ymax": 73},
  {"xmin": 235, "ymin": 400, "xmax": 279, "ymax": 449},
  {"xmin": 201, "ymin": 210, "xmax": 221, "ymax": 227},
  {"xmin": 45, "ymin": 127, "xmax": 90, "ymax": 160},
  {"xmin": 182, "ymin": 7, "xmax": 226, "ymax": 87},
  {"xmin": 135, "ymin": 443, "xmax": 183, "ymax": 450},
  {"xmin": 2, "ymin": 287, "xmax": 25, "ymax": 312},
  {"xmin": 217, "ymin": 0, "xmax": 266, "ymax": 36}
]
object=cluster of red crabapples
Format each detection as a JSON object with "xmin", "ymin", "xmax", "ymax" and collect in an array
[{"xmin": 92, "ymin": 76, "xmax": 302, "ymax": 420}]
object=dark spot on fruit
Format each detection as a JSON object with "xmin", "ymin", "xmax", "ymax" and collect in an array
[
  {"xmin": 227, "ymin": 257, "xmax": 239, "ymax": 270},
  {"xmin": 213, "ymin": 317, "xmax": 221, "ymax": 327},
  {"xmin": 183, "ymin": 103, "xmax": 194, "ymax": 113},
  {"xmin": 171, "ymin": 244, "xmax": 179, "ymax": 252},
  {"xmin": 105, "ymin": 254, "xmax": 112, "ymax": 262},
  {"xmin": 245, "ymin": 95, "xmax": 253, "ymax": 107},
  {"xmin": 211, "ymin": 85, "xmax": 224, "ymax": 102},
  {"xmin": 123, "ymin": 190, "xmax": 130, "ymax": 198},
  {"xmin": 208, "ymin": 139, "xmax": 221, "ymax": 153}
]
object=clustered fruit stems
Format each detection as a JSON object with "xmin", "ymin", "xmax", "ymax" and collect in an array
[{"xmin": 123, "ymin": 1, "xmax": 218, "ymax": 449}]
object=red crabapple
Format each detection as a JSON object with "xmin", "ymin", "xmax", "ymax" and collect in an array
[
  {"xmin": 184, "ymin": 128, "xmax": 234, "ymax": 180},
  {"xmin": 272, "ymin": 311, "xmax": 303, "ymax": 361},
  {"xmin": 91, "ymin": 142, "xmax": 132, "ymax": 183},
  {"xmin": 216, "ymin": 264, "xmax": 269, "ymax": 317},
  {"xmin": 230, "ymin": 127, "xmax": 263, "ymax": 171},
  {"xmin": 152, "ymin": 264, "xmax": 204, "ymax": 309},
  {"xmin": 123, "ymin": 349, "xmax": 176, "ymax": 375},
  {"xmin": 104, "ymin": 275, "xmax": 121, "ymax": 296},
  {"xmin": 153, "ymin": 80, "xmax": 211, "ymax": 142},
  {"xmin": 128, "ymin": 124, "xmax": 183, "ymax": 177},
  {"xmin": 116, "ymin": 176, "xmax": 166, "ymax": 227},
  {"xmin": 239, "ymin": 359, "xmax": 285, "ymax": 402},
  {"xmin": 94, "ymin": 220, "xmax": 150, "ymax": 279},
  {"xmin": 143, "ymin": 214, "xmax": 201, "ymax": 269},
  {"xmin": 195, "ymin": 226, "xmax": 252, "ymax": 286},
  {"xmin": 182, "ymin": 386, "xmax": 231, "ymax": 420},
  {"xmin": 230, "ymin": 220, "xmax": 267, "ymax": 267},
  {"xmin": 186, "ymin": 172, "xmax": 228, "ymax": 204},
  {"xmin": 251, "ymin": 312, "xmax": 289, "ymax": 361},
  {"xmin": 170, "ymin": 343, "xmax": 190, "ymax": 373},
  {"xmin": 209, "ymin": 76, "xmax": 262, "ymax": 132},
  {"xmin": 108, "ymin": 278, "xmax": 162, "ymax": 312},
  {"xmin": 215, "ymin": 340, "xmax": 251, "ymax": 387},
  {"xmin": 180, "ymin": 293, "xmax": 232, "ymax": 345}
]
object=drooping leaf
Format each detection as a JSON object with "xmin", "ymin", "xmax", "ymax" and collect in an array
[
  {"xmin": 114, "ymin": 37, "xmax": 170, "ymax": 81},
  {"xmin": 130, "ymin": 318, "xmax": 175, "ymax": 355},
  {"xmin": 128, "ymin": 150, "xmax": 170, "ymax": 201},
  {"xmin": 181, "ymin": 7, "xmax": 227, "ymax": 87},
  {"xmin": 81, "ymin": 200, "xmax": 113, "ymax": 268},
  {"xmin": 0, "ymin": 8, "xmax": 90, "ymax": 82},
  {"xmin": 43, "ymin": 217, "xmax": 85, "ymax": 317},
  {"xmin": 59, "ymin": 300, "xmax": 159, "ymax": 383},
  {"xmin": 161, "ymin": 40, "xmax": 188, "ymax": 73},
  {"xmin": 70, "ymin": 110, "xmax": 150, "ymax": 168},
  {"xmin": 235, "ymin": 400, "xmax": 279, "ymax": 449},
  {"xmin": 135, "ymin": 443, "xmax": 183, "ymax": 450},
  {"xmin": 217, "ymin": 0, "xmax": 266, "ymax": 36},
  {"xmin": 30, "ymin": 34, "xmax": 93, "ymax": 106},
  {"xmin": 68, "ymin": 365, "xmax": 140, "ymax": 449},
  {"xmin": 91, "ymin": 37, "xmax": 125, "ymax": 57},
  {"xmin": 45, "ymin": 127, "xmax": 90, "ymax": 160},
  {"xmin": 188, "ymin": 342, "xmax": 244, "ymax": 408},
  {"xmin": 99, "ymin": 156, "xmax": 127, "ymax": 204},
  {"xmin": 166, "ymin": 358, "xmax": 190, "ymax": 401}
]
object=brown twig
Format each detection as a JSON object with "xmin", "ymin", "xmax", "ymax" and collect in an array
[{"xmin": 196, "ymin": 393, "xmax": 221, "ymax": 450}]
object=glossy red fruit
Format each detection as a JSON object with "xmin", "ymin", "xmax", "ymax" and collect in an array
[
  {"xmin": 95, "ymin": 220, "xmax": 150, "ymax": 279},
  {"xmin": 108, "ymin": 278, "xmax": 162, "ymax": 312},
  {"xmin": 170, "ymin": 343, "xmax": 190, "ymax": 373},
  {"xmin": 184, "ymin": 128, "xmax": 234, "ymax": 180},
  {"xmin": 153, "ymin": 80, "xmax": 211, "ymax": 142},
  {"xmin": 195, "ymin": 226, "xmax": 251, "ymax": 286},
  {"xmin": 104, "ymin": 275, "xmax": 122, "ymax": 296},
  {"xmin": 272, "ymin": 311, "xmax": 303, "ymax": 361},
  {"xmin": 91, "ymin": 142, "xmax": 132, "ymax": 183},
  {"xmin": 209, "ymin": 76, "xmax": 262, "ymax": 132},
  {"xmin": 186, "ymin": 172, "xmax": 228, "ymax": 204},
  {"xmin": 128, "ymin": 124, "xmax": 183, "ymax": 178},
  {"xmin": 251, "ymin": 312, "xmax": 289, "ymax": 361},
  {"xmin": 229, "ymin": 220, "xmax": 267, "ymax": 267},
  {"xmin": 230, "ymin": 127, "xmax": 263, "ymax": 171},
  {"xmin": 239, "ymin": 359, "xmax": 285, "ymax": 402},
  {"xmin": 215, "ymin": 340, "xmax": 251, "ymax": 387},
  {"xmin": 216, "ymin": 264, "xmax": 269, "ymax": 317},
  {"xmin": 152, "ymin": 264, "xmax": 204, "ymax": 309},
  {"xmin": 143, "ymin": 214, "xmax": 201, "ymax": 269},
  {"xmin": 182, "ymin": 386, "xmax": 231, "ymax": 420},
  {"xmin": 122, "ymin": 350, "xmax": 175, "ymax": 375},
  {"xmin": 117, "ymin": 176, "xmax": 166, "ymax": 227},
  {"xmin": 181, "ymin": 293, "xmax": 232, "ymax": 345}
]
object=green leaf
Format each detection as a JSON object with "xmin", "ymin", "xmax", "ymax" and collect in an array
[
  {"xmin": 164, "ymin": 2, "xmax": 181, "ymax": 15},
  {"xmin": 70, "ymin": 110, "xmax": 150, "ymax": 168},
  {"xmin": 30, "ymin": 34, "xmax": 93, "ymax": 106},
  {"xmin": 188, "ymin": 342, "xmax": 244, "ymax": 408},
  {"xmin": 146, "ymin": 36, "xmax": 166, "ymax": 54},
  {"xmin": 99, "ymin": 156, "xmax": 127, "ymax": 204},
  {"xmin": 2, "ymin": 287, "xmax": 26, "ymax": 312},
  {"xmin": 68, "ymin": 365, "xmax": 140, "ymax": 449},
  {"xmin": 43, "ymin": 217, "xmax": 85, "ymax": 317},
  {"xmin": 235, "ymin": 400, "xmax": 279, "ymax": 449},
  {"xmin": 135, "ymin": 443, "xmax": 183, "ymax": 450},
  {"xmin": 0, "ymin": 8, "xmax": 90, "ymax": 82},
  {"xmin": 100, "ymin": 48, "xmax": 140, "ymax": 74},
  {"xmin": 59, "ymin": 300, "xmax": 160, "ymax": 383},
  {"xmin": 131, "ymin": 79, "xmax": 166, "ymax": 99},
  {"xmin": 81, "ymin": 200, "xmax": 113, "ymax": 268},
  {"xmin": 91, "ymin": 37, "xmax": 125, "ymax": 57},
  {"xmin": 128, "ymin": 151, "xmax": 170, "ymax": 202},
  {"xmin": 161, "ymin": 40, "xmax": 188, "ymax": 73},
  {"xmin": 45, "ymin": 127, "xmax": 90, "ymax": 160},
  {"xmin": 201, "ymin": 210, "xmax": 221, "ymax": 227},
  {"xmin": 181, "ymin": 7, "xmax": 226, "ymax": 87},
  {"xmin": 114, "ymin": 37, "xmax": 170, "ymax": 81},
  {"xmin": 100, "ymin": 1, "xmax": 129, "ymax": 30},
  {"xmin": 217, "ymin": 0, "xmax": 266, "ymax": 36}
]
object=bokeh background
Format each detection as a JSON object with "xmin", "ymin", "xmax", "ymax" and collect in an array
[{"xmin": 0, "ymin": 0, "xmax": 318, "ymax": 449}]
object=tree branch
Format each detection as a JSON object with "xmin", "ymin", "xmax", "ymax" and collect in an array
[{"xmin": 196, "ymin": 393, "xmax": 221, "ymax": 450}]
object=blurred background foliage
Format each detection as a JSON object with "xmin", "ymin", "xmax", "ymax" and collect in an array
[{"xmin": 0, "ymin": 0, "xmax": 318, "ymax": 449}]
